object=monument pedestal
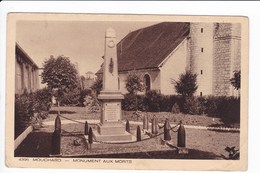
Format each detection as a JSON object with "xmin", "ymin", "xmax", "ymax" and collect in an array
[
  {"xmin": 92, "ymin": 28, "xmax": 134, "ymax": 143},
  {"xmin": 93, "ymin": 91, "xmax": 133, "ymax": 142}
]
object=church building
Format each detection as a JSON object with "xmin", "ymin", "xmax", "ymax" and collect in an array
[
  {"xmin": 97, "ymin": 22, "xmax": 241, "ymax": 96},
  {"xmin": 15, "ymin": 43, "xmax": 39, "ymax": 94}
]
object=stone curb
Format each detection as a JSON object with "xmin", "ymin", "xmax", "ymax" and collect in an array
[{"xmin": 14, "ymin": 125, "xmax": 34, "ymax": 150}]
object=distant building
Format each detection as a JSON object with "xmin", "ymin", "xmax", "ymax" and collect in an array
[
  {"xmin": 97, "ymin": 22, "xmax": 241, "ymax": 96},
  {"xmin": 15, "ymin": 43, "xmax": 39, "ymax": 94},
  {"xmin": 82, "ymin": 71, "xmax": 96, "ymax": 89}
]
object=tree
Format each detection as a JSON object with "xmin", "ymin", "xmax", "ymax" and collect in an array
[
  {"xmin": 125, "ymin": 71, "xmax": 144, "ymax": 111},
  {"xmin": 230, "ymin": 70, "xmax": 241, "ymax": 90},
  {"xmin": 125, "ymin": 71, "xmax": 144, "ymax": 95},
  {"xmin": 41, "ymin": 55, "xmax": 78, "ymax": 114},
  {"xmin": 91, "ymin": 77, "xmax": 103, "ymax": 96},
  {"xmin": 173, "ymin": 70, "xmax": 198, "ymax": 97}
]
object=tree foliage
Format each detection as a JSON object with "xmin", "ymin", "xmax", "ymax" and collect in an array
[
  {"xmin": 125, "ymin": 71, "xmax": 144, "ymax": 95},
  {"xmin": 41, "ymin": 56, "xmax": 78, "ymax": 90},
  {"xmin": 230, "ymin": 70, "xmax": 241, "ymax": 90},
  {"xmin": 173, "ymin": 70, "xmax": 198, "ymax": 97},
  {"xmin": 91, "ymin": 77, "xmax": 103, "ymax": 95}
]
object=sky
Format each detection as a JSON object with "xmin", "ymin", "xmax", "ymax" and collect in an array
[{"xmin": 16, "ymin": 20, "xmax": 158, "ymax": 76}]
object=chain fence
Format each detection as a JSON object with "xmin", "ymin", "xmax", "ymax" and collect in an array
[{"xmin": 57, "ymin": 115, "xmax": 181, "ymax": 145}]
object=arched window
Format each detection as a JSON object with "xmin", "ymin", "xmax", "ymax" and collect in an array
[{"xmin": 144, "ymin": 74, "xmax": 151, "ymax": 94}]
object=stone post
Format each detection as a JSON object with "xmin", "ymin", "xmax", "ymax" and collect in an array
[
  {"xmin": 50, "ymin": 129, "xmax": 61, "ymax": 156},
  {"xmin": 163, "ymin": 118, "xmax": 171, "ymax": 141},
  {"xmin": 177, "ymin": 121, "xmax": 186, "ymax": 147},
  {"xmin": 84, "ymin": 121, "xmax": 89, "ymax": 135},
  {"xmin": 55, "ymin": 114, "xmax": 61, "ymax": 133},
  {"xmin": 136, "ymin": 125, "xmax": 141, "ymax": 142},
  {"xmin": 152, "ymin": 115, "xmax": 158, "ymax": 134},
  {"xmin": 126, "ymin": 120, "xmax": 130, "ymax": 133},
  {"xmin": 143, "ymin": 114, "xmax": 148, "ymax": 130}
]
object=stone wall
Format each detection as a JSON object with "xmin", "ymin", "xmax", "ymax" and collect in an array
[{"xmin": 213, "ymin": 23, "xmax": 241, "ymax": 96}]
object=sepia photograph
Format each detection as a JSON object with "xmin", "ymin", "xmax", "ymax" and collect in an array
[{"xmin": 5, "ymin": 13, "xmax": 248, "ymax": 171}]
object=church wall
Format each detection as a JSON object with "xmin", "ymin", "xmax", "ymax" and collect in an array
[
  {"xmin": 15, "ymin": 46, "xmax": 39, "ymax": 95},
  {"xmin": 118, "ymin": 69, "xmax": 160, "ymax": 95},
  {"xmin": 160, "ymin": 39, "xmax": 188, "ymax": 95}
]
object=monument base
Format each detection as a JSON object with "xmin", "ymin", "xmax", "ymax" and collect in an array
[
  {"xmin": 93, "ymin": 123, "xmax": 134, "ymax": 142},
  {"xmin": 93, "ymin": 131, "xmax": 134, "ymax": 142}
]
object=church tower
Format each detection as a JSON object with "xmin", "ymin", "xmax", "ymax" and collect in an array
[
  {"xmin": 213, "ymin": 23, "xmax": 241, "ymax": 96},
  {"xmin": 189, "ymin": 23, "xmax": 214, "ymax": 96}
]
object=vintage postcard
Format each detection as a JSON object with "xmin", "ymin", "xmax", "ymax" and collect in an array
[{"xmin": 5, "ymin": 13, "xmax": 248, "ymax": 171}]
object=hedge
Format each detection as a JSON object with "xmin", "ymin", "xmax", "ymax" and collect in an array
[{"xmin": 122, "ymin": 90, "xmax": 240, "ymax": 126}]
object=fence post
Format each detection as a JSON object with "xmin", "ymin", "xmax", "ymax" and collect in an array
[
  {"xmin": 126, "ymin": 120, "xmax": 130, "ymax": 133},
  {"xmin": 177, "ymin": 121, "xmax": 186, "ymax": 147},
  {"xmin": 164, "ymin": 118, "xmax": 171, "ymax": 141},
  {"xmin": 50, "ymin": 129, "xmax": 61, "ymax": 156},
  {"xmin": 136, "ymin": 125, "xmax": 141, "ymax": 141},
  {"xmin": 152, "ymin": 115, "xmax": 158, "ymax": 134},
  {"xmin": 84, "ymin": 121, "xmax": 89, "ymax": 135},
  {"xmin": 55, "ymin": 114, "xmax": 61, "ymax": 133}
]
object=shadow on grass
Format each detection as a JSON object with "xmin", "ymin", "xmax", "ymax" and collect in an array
[
  {"xmin": 15, "ymin": 131, "xmax": 52, "ymax": 157},
  {"xmin": 67, "ymin": 149, "xmax": 222, "ymax": 159},
  {"xmin": 49, "ymin": 110, "xmax": 76, "ymax": 114}
]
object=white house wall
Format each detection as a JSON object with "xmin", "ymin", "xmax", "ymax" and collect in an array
[{"xmin": 160, "ymin": 39, "xmax": 188, "ymax": 95}]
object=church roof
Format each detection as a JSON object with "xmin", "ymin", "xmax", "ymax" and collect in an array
[
  {"xmin": 16, "ymin": 43, "xmax": 39, "ymax": 69},
  {"xmin": 96, "ymin": 22, "xmax": 190, "ymax": 74}
]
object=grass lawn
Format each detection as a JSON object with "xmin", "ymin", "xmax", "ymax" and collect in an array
[
  {"xmin": 15, "ymin": 122, "xmax": 239, "ymax": 159},
  {"xmin": 47, "ymin": 106, "xmax": 239, "ymax": 128},
  {"xmin": 15, "ymin": 105, "xmax": 239, "ymax": 159}
]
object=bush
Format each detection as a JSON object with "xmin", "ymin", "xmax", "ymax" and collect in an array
[
  {"xmin": 171, "ymin": 103, "xmax": 180, "ymax": 114},
  {"xmin": 60, "ymin": 87, "xmax": 80, "ymax": 106},
  {"xmin": 122, "ymin": 94, "xmax": 146, "ymax": 111},
  {"xmin": 88, "ymin": 94, "xmax": 101, "ymax": 113},
  {"xmin": 15, "ymin": 88, "xmax": 53, "ymax": 139},
  {"xmin": 78, "ymin": 89, "xmax": 92, "ymax": 106},
  {"xmin": 144, "ymin": 90, "xmax": 161, "ymax": 112},
  {"xmin": 159, "ymin": 95, "xmax": 184, "ymax": 112},
  {"xmin": 15, "ymin": 93, "xmax": 34, "ymax": 138},
  {"xmin": 182, "ymin": 95, "xmax": 240, "ymax": 126},
  {"xmin": 215, "ymin": 96, "xmax": 240, "ymax": 126},
  {"xmin": 122, "ymin": 91, "xmax": 183, "ymax": 112},
  {"xmin": 173, "ymin": 70, "xmax": 198, "ymax": 97},
  {"xmin": 33, "ymin": 88, "xmax": 52, "ymax": 119},
  {"xmin": 183, "ymin": 96, "xmax": 204, "ymax": 115},
  {"xmin": 60, "ymin": 87, "xmax": 91, "ymax": 106}
]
